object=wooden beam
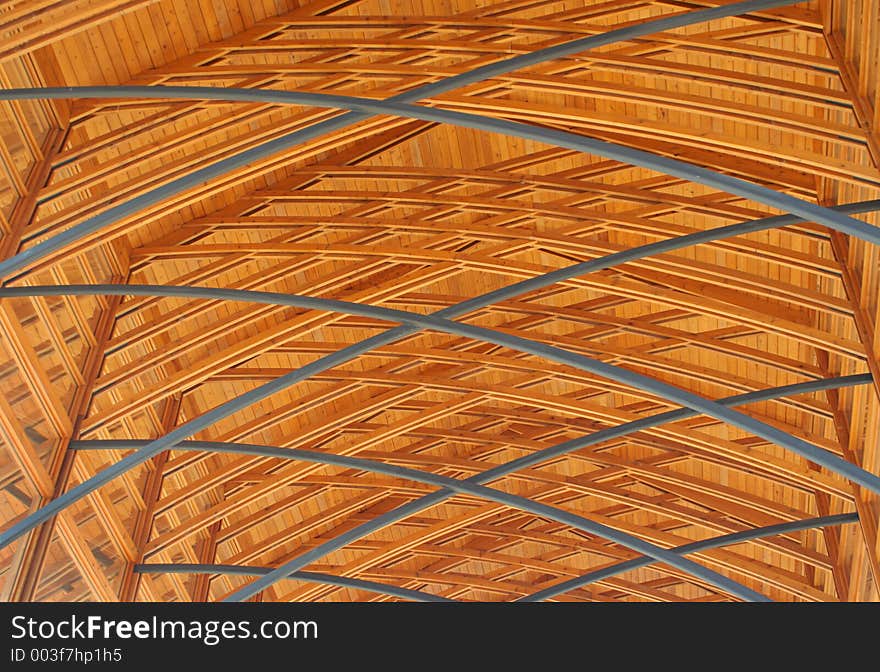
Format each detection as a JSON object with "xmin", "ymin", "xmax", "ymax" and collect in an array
[
  {"xmin": 0, "ymin": 392, "xmax": 116, "ymax": 600},
  {"xmin": 824, "ymin": 232, "xmax": 880, "ymax": 595},
  {"xmin": 5, "ymin": 291, "xmax": 130, "ymax": 601},
  {"xmin": 118, "ymin": 394, "xmax": 182, "ymax": 601},
  {"xmin": 0, "ymin": 125, "xmax": 134, "ymax": 601},
  {"xmin": 824, "ymin": 29, "xmax": 880, "ymax": 168}
]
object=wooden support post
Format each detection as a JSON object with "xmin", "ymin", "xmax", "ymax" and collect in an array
[
  {"xmin": 0, "ymin": 127, "xmax": 65, "ymax": 261},
  {"xmin": 815, "ymin": 490, "xmax": 849, "ymax": 599},
  {"xmin": 824, "ymin": 27, "xmax": 880, "ymax": 169},
  {"xmin": 821, "ymin": 231, "xmax": 880, "ymax": 598},
  {"xmin": 118, "ymin": 394, "xmax": 182, "ymax": 601}
]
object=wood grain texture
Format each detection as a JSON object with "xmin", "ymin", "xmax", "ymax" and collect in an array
[{"xmin": 0, "ymin": 0, "xmax": 878, "ymax": 602}]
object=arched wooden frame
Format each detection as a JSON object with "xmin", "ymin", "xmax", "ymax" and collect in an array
[
  {"xmin": 65, "ymin": 371, "xmax": 870, "ymax": 602},
  {"xmin": 137, "ymin": 564, "xmax": 453, "ymax": 602},
  {"xmin": 1, "ymin": 0, "xmax": 877, "ymax": 284},
  {"xmin": 0, "ymin": 3, "xmax": 871, "ymax": 604},
  {"xmin": 2, "ymin": 190, "xmax": 878, "ymax": 597},
  {"xmin": 1, "ymin": 84, "xmax": 879, "ymax": 285},
  {"xmin": 132, "ymin": 512, "xmax": 859, "ymax": 602}
]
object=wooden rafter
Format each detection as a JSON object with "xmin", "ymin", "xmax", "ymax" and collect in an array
[{"xmin": 1, "ymin": 0, "xmax": 879, "ymax": 603}]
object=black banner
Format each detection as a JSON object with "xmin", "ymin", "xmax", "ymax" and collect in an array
[{"xmin": 0, "ymin": 602, "xmax": 876, "ymax": 667}]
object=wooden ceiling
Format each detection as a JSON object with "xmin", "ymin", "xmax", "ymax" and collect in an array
[{"xmin": 0, "ymin": 0, "xmax": 879, "ymax": 603}]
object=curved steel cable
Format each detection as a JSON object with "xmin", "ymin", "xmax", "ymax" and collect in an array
[
  {"xmin": 133, "ymin": 565, "xmax": 453, "ymax": 602},
  {"xmin": 5, "ymin": 282, "xmax": 879, "ymax": 497},
  {"xmin": 61, "ymin": 439, "xmax": 773, "ymax": 602},
  {"xmin": 1, "ymin": 85, "xmax": 879, "ymax": 289},
  {"xmin": 132, "ymin": 512, "xmax": 858, "ymax": 602},
  {"xmin": 0, "ymin": 0, "xmax": 816, "ymax": 280},
  {"xmin": 520, "ymin": 513, "xmax": 859, "ymax": 601},
  {"xmin": 70, "ymin": 375, "xmax": 871, "ymax": 603}
]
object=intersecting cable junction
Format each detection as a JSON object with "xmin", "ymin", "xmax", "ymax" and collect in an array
[
  {"xmin": 131, "ymin": 512, "xmax": 859, "ymax": 601},
  {"xmin": 72, "ymin": 374, "xmax": 871, "ymax": 601},
  {"xmin": 134, "ymin": 565, "xmax": 453, "ymax": 603},
  {"xmin": 1, "ymin": 0, "xmax": 877, "ymax": 601},
  {"xmin": 3, "ymin": 85, "xmax": 880, "ymax": 263},
  {"xmin": 2, "ymin": 198, "xmax": 879, "ymax": 601},
  {"xmin": 0, "ymin": 0, "xmax": 876, "ymax": 282},
  {"xmin": 520, "ymin": 513, "xmax": 859, "ymax": 601}
]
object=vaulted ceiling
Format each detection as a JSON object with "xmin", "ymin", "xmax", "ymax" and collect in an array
[{"xmin": 0, "ymin": 0, "xmax": 878, "ymax": 602}]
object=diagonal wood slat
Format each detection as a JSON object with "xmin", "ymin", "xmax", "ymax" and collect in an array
[{"xmin": 0, "ymin": 0, "xmax": 878, "ymax": 602}]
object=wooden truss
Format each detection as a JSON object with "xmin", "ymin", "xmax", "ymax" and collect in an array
[{"xmin": 0, "ymin": 0, "xmax": 878, "ymax": 602}]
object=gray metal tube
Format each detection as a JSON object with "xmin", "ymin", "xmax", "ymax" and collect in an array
[
  {"xmin": 70, "ymin": 374, "xmax": 872, "ymax": 602},
  {"xmin": 1, "ymin": 85, "xmax": 879, "ymax": 289},
  {"xmin": 520, "ymin": 513, "xmax": 859, "ymax": 601}
]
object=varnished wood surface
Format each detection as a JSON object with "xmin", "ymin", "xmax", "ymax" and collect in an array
[{"xmin": 0, "ymin": 0, "xmax": 878, "ymax": 602}]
